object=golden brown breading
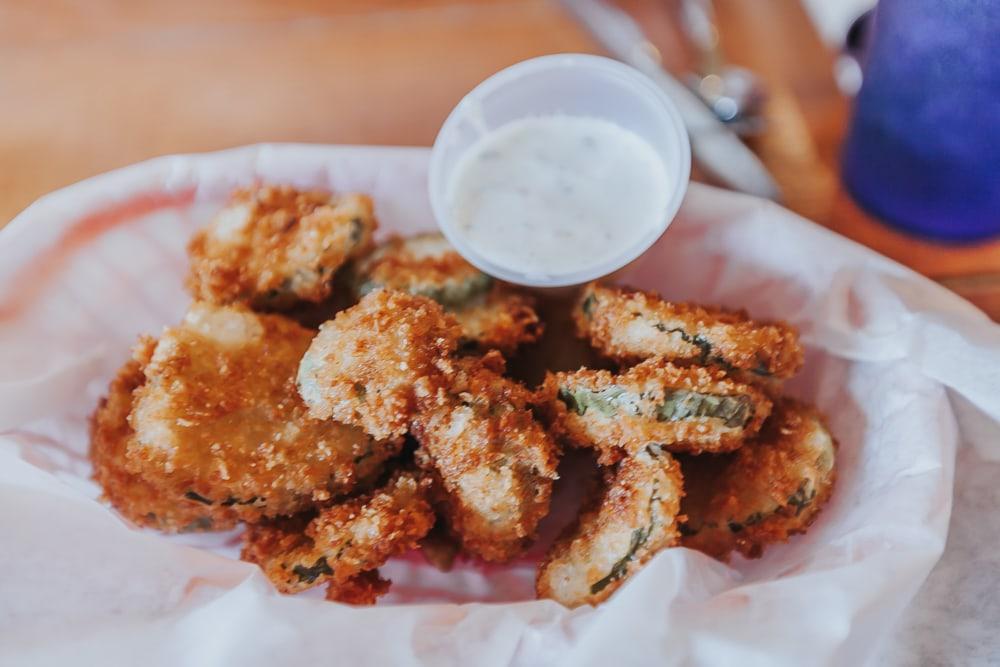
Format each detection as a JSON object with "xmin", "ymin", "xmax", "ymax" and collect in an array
[
  {"xmin": 297, "ymin": 290, "xmax": 461, "ymax": 440},
  {"xmin": 575, "ymin": 282, "xmax": 804, "ymax": 379},
  {"xmin": 452, "ymin": 288, "xmax": 543, "ymax": 355},
  {"xmin": 536, "ymin": 445, "xmax": 684, "ymax": 608},
  {"xmin": 681, "ymin": 398, "xmax": 836, "ymax": 560},
  {"xmin": 411, "ymin": 352, "xmax": 560, "ymax": 562},
  {"xmin": 127, "ymin": 302, "xmax": 399, "ymax": 521},
  {"xmin": 89, "ymin": 338, "xmax": 239, "ymax": 532},
  {"xmin": 187, "ymin": 185, "xmax": 376, "ymax": 308},
  {"xmin": 353, "ymin": 233, "xmax": 487, "ymax": 305},
  {"xmin": 542, "ymin": 357, "xmax": 773, "ymax": 464},
  {"xmin": 241, "ymin": 471, "xmax": 435, "ymax": 594},
  {"xmin": 352, "ymin": 233, "xmax": 542, "ymax": 354},
  {"xmin": 325, "ymin": 570, "xmax": 392, "ymax": 605}
]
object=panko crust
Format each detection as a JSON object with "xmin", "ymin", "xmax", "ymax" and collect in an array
[
  {"xmin": 241, "ymin": 471, "xmax": 435, "ymax": 595},
  {"xmin": 353, "ymin": 233, "xmax": 487, "ymax": 306},
  {"xmin": 542, "ymin": 357, "xmax": 773, "ymax": 464},
  {"xmin": 452, "ymin": 287, "xmax": 543, "ymax": 355},
  {"xmin": 575, "ymin": 283, "xmax": 803, "ymax": 379},
  {"xmin": 411, "ymin": 353, "xmax": 560, "ymax": 562},
  {"xmin": 353, "ymin": 233, "xmax": 542, "ymax": 354},
  {"xmin": 186, "ymin": 185, "xmax": 376, "ymax": 308},
  {"xmin": 681, "ymin": 398, "xmax": 837, "ymax": 560},
  {"xmin": 89, "ymin": 337, "xmax": 239, "ymax": 532},
  {"xmin": 536, "ymin": 445, "xmax": 684, "ymax": 608},
  {"xmin": 127, "ymin": 302, "xmax": 398, "ymax": 521},
  {"xmin": 297, "ymin": 290, "xmax": 462, "ymax": 440}
]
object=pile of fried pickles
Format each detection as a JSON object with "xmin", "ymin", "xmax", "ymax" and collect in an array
[{"xmin": 91, "ymin": 185, "xmax": 836, "ymax": 608}]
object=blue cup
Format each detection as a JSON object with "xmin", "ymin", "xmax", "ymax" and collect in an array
[{"xmin": 841, "ymin": 0, "xmax": 1000, "ymax": 241}]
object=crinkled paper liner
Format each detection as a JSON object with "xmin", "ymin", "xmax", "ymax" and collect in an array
[{"xmin": 2, "ymin": 144, "xmax": 999, "ymax": 666}]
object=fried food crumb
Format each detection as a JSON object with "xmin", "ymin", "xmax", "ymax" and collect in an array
[{"xmin": 326, "ymin": 570, "xmax": 392, "ymax": 605}]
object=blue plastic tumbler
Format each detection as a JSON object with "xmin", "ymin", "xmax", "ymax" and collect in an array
[{"xmin": 841, "ymin": 0, "xmax": 1000, "ymax": 241}]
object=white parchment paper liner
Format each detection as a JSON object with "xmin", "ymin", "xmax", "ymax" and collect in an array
[{"xmin": 2, "ymin": 144, "xmax": 999, "ymax": 666}]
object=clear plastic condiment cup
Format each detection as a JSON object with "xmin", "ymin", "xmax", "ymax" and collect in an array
[{"xmin": 428, "ymin": 53, "xmax": 691, "ymax": 289}]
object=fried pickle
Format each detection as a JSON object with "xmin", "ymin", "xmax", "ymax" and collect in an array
[
  {"xmin": 297, "ymin": 290, "xmax": 461, "ymax": 440},
  {"xmin": 187, "ymin": 185, "xmax": 376, "ymax": 308},
  {"xmin": 411, "ymin": 352, "xmax": 560, "ymax": 562},
  {"xmin": 543, "ymin": 357, "xmax": 772, "ymax": 463},
  {"xmin": 536, "ymin": 445, "xmax": 683, "ymax": 608},
  {"xmin": 353, "ymin": 233, "xmax": 542, "ymax": 354},
  {"xmin": 681, "ymin": 398, "xmax": 836, "ymax": 560},
  {"xmin": 127, "ymin": 302, "xmax": 399, "ymax": 521},
  {"xmin": 241, "ymin": 471, "xmax": 435, "ymax": 595},
  {"xmin": 575, "ymin": 282, "xmax": 803, "ymax": 379},
  {"xmin": 89, "ymin": 337, "xmax": 239, "ymax": 532}
]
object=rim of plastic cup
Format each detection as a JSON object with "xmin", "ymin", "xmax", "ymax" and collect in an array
[{"xmin": 429, "ymin": 53, "xmax": 691, "ymax": 288}]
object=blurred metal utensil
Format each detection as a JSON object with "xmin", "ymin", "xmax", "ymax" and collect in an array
[
  {"xmin": 679, "ymin": 0, "xmax": 767, "ymax": 134},
  {"xmin": 690, "ymin": 68, "xmax": 766, "ymax": 131},
  {"xmin": 563, "ymin": 0, "xmax": 781, "ymax": 201}
]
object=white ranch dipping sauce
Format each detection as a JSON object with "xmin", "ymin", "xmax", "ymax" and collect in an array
[{"xmin": 445, "ymin": 115, "xmax": 670, "ymax": 278}]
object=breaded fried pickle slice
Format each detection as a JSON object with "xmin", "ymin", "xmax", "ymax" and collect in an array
[
  {"xmin": 411, "ymin": 353, "xmax": 560, "ymax": 562},
  {"xmin": 575, "ymin": 282, "xmax": 803, "ymax": 379},
  {"xmin": 187, "ymin": 185, "xmax": 376, "ymax": 308},
  {"xmin": 544, "ymin": 357, "xmax": 772, "ymax": 463},
  {"xmin": 128, "ymin": 302, "xmax": 398, "ymax": 520},
  {"xmin": 682, "ymin": 399, "xmax": 836, "ymax": 560},
  {"xmin": 241, "ymin": 471, "xmax": 435, "ymax": 595},
  {"xmin": 354, "ymin": 233, "xmax": 490, "ymax": 307},
  {"xmin": 536, "ymin": 445, "xmax": 683, "ymax": 608},
  {"xmin": 297, "ymin": 290, "xmax": 461, "ymax": 440},
  {"xmin": 89, "ymin": 337, "xmax": 239, "ymax": 533},
  {"xmin": 353, "ymin": 233, "xmax": 542, "ymax": 354}
]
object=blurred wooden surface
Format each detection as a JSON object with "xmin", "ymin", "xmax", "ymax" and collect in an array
[{"xmin": 2, "ymin": 0, "xmax": 999, "ymax": 315}]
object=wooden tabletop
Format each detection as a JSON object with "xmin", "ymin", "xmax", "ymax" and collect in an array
[{"xmin": 4, "ymin": 0, "xmax": 999, "ymax": 315}]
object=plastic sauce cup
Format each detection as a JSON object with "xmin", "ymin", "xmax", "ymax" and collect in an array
[{"xmin": 428, "ymin": 53, "xmax": 691, "ymax": 289}]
